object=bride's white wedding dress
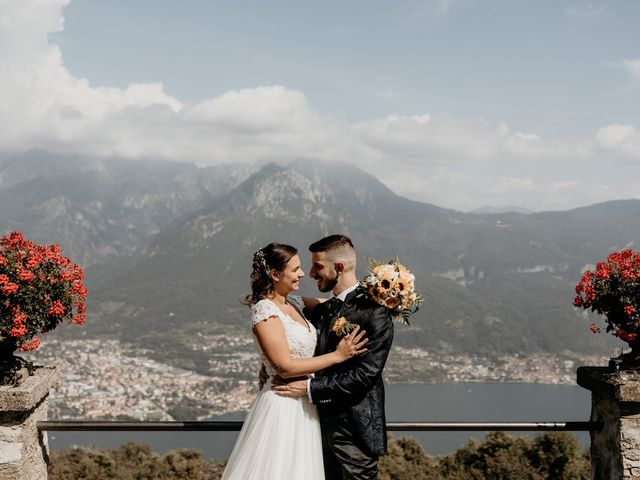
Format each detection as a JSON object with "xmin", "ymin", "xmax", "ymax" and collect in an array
[{"xmin": 221, "ymin": 296, "xmax": 324, "ymax": 480}]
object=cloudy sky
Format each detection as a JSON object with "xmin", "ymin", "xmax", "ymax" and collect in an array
[{"xmin": 2, "ymin": 0, "xmax": 640, "ymax": 211}]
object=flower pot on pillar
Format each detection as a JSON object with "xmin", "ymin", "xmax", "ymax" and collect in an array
[
  {"xmin": 573, "ymin": 251, "xmax": 640, "ymax": 477},
  {"xmin": 0, "ymin": 232, "xmax": 87, "ymax": 478}
]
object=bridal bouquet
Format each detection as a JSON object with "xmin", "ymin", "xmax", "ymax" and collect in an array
[
  {"xmin": 0, "ymin": 231, "xmax": 87, "ymax": 352},
  {"xmin": 573, "ymin": 249, "xmax": 640, "ymax": 344},
  {"xmin": 360, "ymin": 256, "xmax": 423, "ymax": 325}
]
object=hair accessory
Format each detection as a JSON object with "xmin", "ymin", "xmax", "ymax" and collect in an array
[{"xmin": 254, "ymin": 248, "xmax": 270, "ymax": 273}]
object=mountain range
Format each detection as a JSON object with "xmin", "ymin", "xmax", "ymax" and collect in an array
[{"xmin": 3, "ymin": 149, "xmax": 635, "ymax": 370}]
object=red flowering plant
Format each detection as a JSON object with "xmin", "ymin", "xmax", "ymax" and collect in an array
[
  {"xmin": 0, "ymin": 231, "xmax": 87, "ymax": 354},
  {"xmin": 573, "ymin": 249, "xmax": 640, "ymax": 346}
]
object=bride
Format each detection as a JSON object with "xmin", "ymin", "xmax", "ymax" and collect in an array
[{"xmin": 221, "ymin": 242, "xmax": 368, "ymax": 480}]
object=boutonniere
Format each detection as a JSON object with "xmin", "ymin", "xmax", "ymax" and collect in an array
[
  {"xmin": 359, "ymin": 255, "xmax": 424, "ymax": 325},
  {"xmin": 332, "ymin": 316, "xmax": 358, "ymax": 337}
]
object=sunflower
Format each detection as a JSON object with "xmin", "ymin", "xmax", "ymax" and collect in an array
[
  {"xmin": 368, "ymin": 286, "xmax": 384, "ymax": 303},
  {"xmin": 396, "ymin": 270, "xmax": 415, "ymax": 294},
  {"xmin": 375, "ymin": 264, "xmax": 398, "ymax": 292}
]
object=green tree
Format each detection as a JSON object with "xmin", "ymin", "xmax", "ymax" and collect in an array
[
  {"xmin": 438, "ymin": 432, "xmax": 542, "ymax": 480},
  {"xmin": 527, "ymin": 432, "xmax": 591, "ymax": 480},
  {"xmin": 50, "ymin": 431, "xmax": 590, "ymax": 480},
  {"xmin": 379, "ymin": 435, "xmax": 442, "ymax": 479},
  {"xmin": 49, "ymin": 442, "xmax": 226, "ymax": 480}
]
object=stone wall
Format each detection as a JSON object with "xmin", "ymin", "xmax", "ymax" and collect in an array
[
  {"xmin": 0, "ymin": 366, "xmax": 59, "ymax": 480},
  {"xmin": 578, "ymin": 367, "xmax": 640, "ymax": 480}
]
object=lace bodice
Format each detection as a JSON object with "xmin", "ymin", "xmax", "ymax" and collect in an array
[{"xmin": 251, "ymin": 296, "xmax": 317, "ymax": 377}]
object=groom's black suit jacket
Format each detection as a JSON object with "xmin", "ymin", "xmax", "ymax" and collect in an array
[{"xmin": 309, "ymin": 286, "xmax": 394, "ymax": 457}]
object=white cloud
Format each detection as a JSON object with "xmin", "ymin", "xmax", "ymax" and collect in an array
[
  {"xmin": 503, "ymin": 132, "xmax": 592, "ymax": 159},
  {"xmin": 186, "ymin": 86, "xmax": 311, "ymax": 130},
  {"xmin": 354, "ymin": 114, "xmax": 503, "ymax": 163},
  {"xmin": 356, "ymin": 115, "xmax": 593, "ymax": 167},
  {"xmin": 0, "ymin": 0, "xmax": 591, "ymax": 169},
  {"xmin": 1, "ymin": 0, "xmax": 638, "ymax": 212},
  {"xmin": 0, "ymin": 0, "xmax": 182, "ymax": 155},
  {"xmin": 596, "ymin": 124, "xmax": 640, "ymax": 158},
  {"xmin": 382, "ymin": 166, "xmax": 632, "ymax": 212}
]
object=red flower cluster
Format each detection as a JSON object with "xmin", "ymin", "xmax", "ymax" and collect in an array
[
  {"xmin": 574, "ymin": 249, "xmax": 640, "ymax": 344},
  {"xmin": 0, "ymin": 231, "xmax": 87, "ymax": 352}
]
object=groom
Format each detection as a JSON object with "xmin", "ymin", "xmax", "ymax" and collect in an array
[{"xmin": 275, "ymin": 235, "xmax": 394, "ymax": 480}]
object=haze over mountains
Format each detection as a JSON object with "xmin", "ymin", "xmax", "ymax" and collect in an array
[
  {"xmin": 2, "ymin": 150, "xmax": 634, "ymax": 369},
  {"xmin": 471, "ymin": 206, "xmax": 534, "ymax": 215}
]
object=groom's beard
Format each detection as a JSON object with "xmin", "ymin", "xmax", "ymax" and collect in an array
[{"xmin": 316, "ymin": 274, "xmax": 338, "ymax": 293}]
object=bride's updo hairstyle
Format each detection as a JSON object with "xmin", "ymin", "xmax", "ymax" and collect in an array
[{"xmin": 244, "ymin": 242, "xmax": 298, "ymax": 306}]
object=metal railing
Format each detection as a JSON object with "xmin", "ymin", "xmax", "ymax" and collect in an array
[{"xmin": 38, "ymin": 420, "xmax": 602, "ymax": 433}]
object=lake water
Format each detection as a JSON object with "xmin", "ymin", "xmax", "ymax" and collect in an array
[{"xmin": 48, "ymin": 382, "xmax": 591, "ymax": 459}]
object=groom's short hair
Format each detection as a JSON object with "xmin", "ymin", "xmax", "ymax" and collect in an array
[
  {"xmin": 309, "ymin": 234, "xmax": 354, "ymax": 253},
  {"xmin": 309, "ymin": 235, "xmax": 356, "ymax": 269}
]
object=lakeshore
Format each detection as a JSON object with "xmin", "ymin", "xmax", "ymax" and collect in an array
[{"xmin": 25, "ymin": 337, "xmax": 605, "ymax": 422}]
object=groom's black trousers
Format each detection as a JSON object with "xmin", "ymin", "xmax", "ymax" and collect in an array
[{"xmin": 321, "ymin": 415, "xmax": 378, "ymax": 480}]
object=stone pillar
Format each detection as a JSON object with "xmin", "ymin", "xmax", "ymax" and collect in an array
[
  {"xmin": 0, "ymin": 366, "xmax": 59, "ymax": 480},
  {"xmin": 578, "ymin": 366, "xmax": 640, "ymax": 480}
]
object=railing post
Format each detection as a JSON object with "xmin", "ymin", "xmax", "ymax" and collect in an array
[
  {"xmin": 578, "ymin": 366, "xmax": 640, "ymax": 479},
  {"xmin": 0, "ymin": 366, "xmax": 59, "ymax": 480}
]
